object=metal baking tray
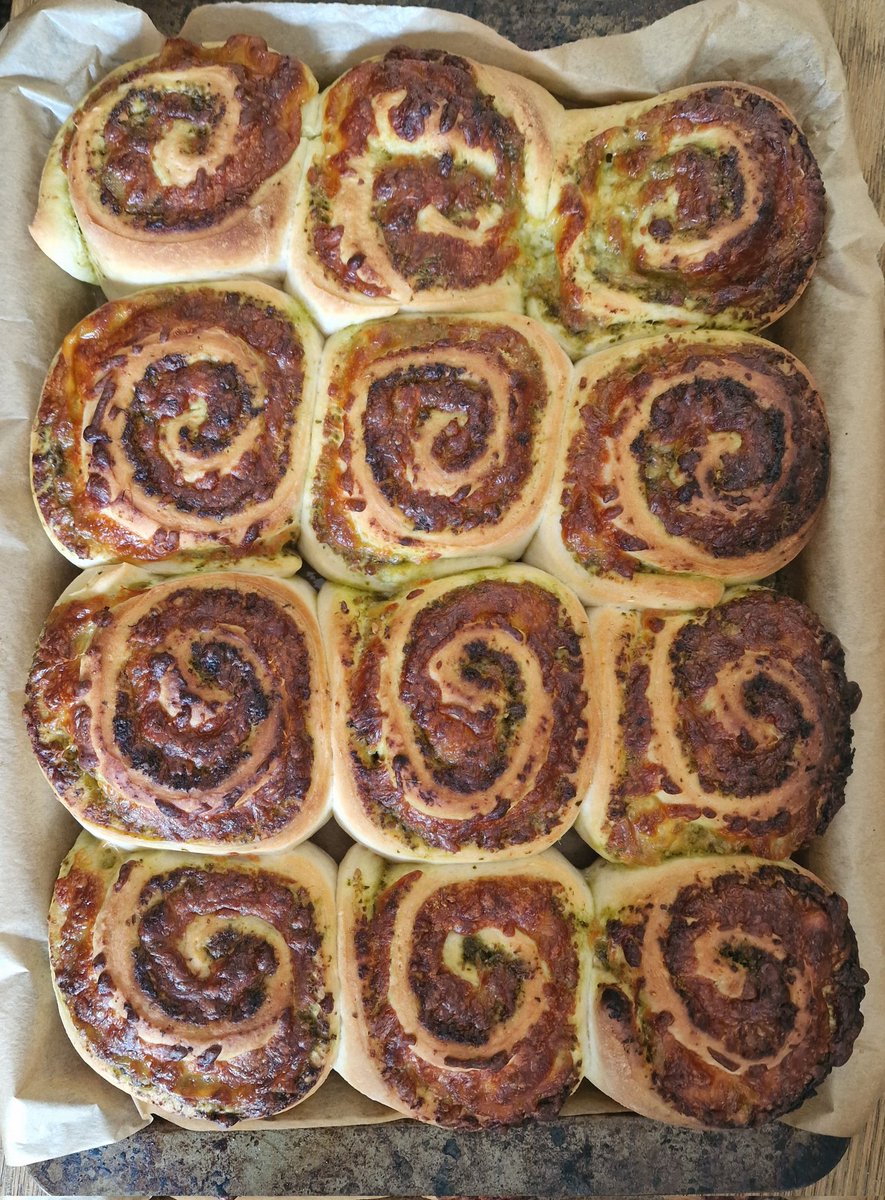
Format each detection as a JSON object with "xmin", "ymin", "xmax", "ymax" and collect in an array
[
  {"xmin": 14, "ymin": 0, "xmax": 856, "ymax": 1192},
  {"xmin": 30, "ymin": 1113, "xmax": 848, "ymax": 1195}
]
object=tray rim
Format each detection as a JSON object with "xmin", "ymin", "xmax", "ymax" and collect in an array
[{"xmin": 27, "ymin": 1111, "xmax": 851, "ymax": 1196}]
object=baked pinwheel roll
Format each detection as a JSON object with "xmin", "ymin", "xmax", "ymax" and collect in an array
[
  {"xmin": 337, "ymin": 844, "xmax": 592, "ymax": 1126},
  {"xmin": 24, "ymin": 564, "xmax": 331, "ymax": 852},
  {"xmin": 300, "ymin": 313, "xmax": 569, "ymax": 590},
  {"xmin": 49, "ymin": 831, "xmax": 338, "ymax": 1124},
  {"xmin": 31, "ymin": 37, "xmax": 317, "ymax": 291},
  {"xmin": 321, "ymin": 564, "xmax": 597, "ymax": 861},
  {"xmin": 288, "ymin": 47, "xmax": 561, "ymax": 332},
  {"xmin": 529, "ymin": 84, "xmax": 825, "ymax": 355},
  {"xmin": 578, "ymin": 589, "xmax": 859, "ymax": 865},
  {"xmin": 524, "ymin": 331, "xmax": 829, "ymax": 609},
  {"xmin": 587, "ymin": 856, "xmax": 866, "ymax": 1128},
  {"xmin": 31, "ymin": 281, "xmax": 321, "ymax": 568}
]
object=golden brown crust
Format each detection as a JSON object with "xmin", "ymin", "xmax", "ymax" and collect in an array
[
  {"xmin": 321, "ymin": 565, "xmax": 598, "ymax": 861},
  {"xmin": 24, "ymin": 564, "xmax": 331, "ymax": 853},
  {"xmin": 578, "ymin": 589, "xmax": 860, "ymax": 865},
  {"xmin": 529, "ymin": 84, "xmax": 826, "ymax": 356},
  {"xmin": 288, "ymin": 47, "xmax": 561, "ymax": 332},
  {"xmin": 30, "ymin": 281, "xmax": 321, "ymax": 568},
  {"xmin": 31, "ymin": 37, "xmax": 317, "ymax": 290},
  {"xmin": 336, "ymin": 845, "xmax": 592, "ymax": 1127},
  {"xmin": 300, "ymin": 312, "xmax": 569, "ymax": 591},
  {"xmin": 49, "ymin": 831, "xmax": 338, "ymax": 1124},
  {"xmin": 586, "ymin": 856, "xmax": 866, "ymax": 1128},
  {"xmin": 524, "ymin": 331, "xmax": 829, "ymax": 608}
]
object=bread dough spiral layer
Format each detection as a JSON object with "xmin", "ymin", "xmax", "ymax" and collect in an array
[
  {"xmin": 300, "ymin": 312, "xmax": 569, "ymax": 591},
  {"xmin": 525, "ymin": 331, "xmax": 829, "ymax": 609},
  {"xmin": 587, "ymin": 856, "xmax": 866, "ymax": 1127},
  {"xmin": 31, "ymin": 36, "xmax": 317, "ymax": 291},
  {"xmin": 24, "ymin": 564, "xmax": 331, "ymax": 853},
  {"xmin": 337, "ymin": 844, "xmax": 592, "ymax": 1126},
  {"xmin": 321, "ymin": 564, "xmax": 597, "ymax": 860},
  {"xmin": 578, "ymin": 588, "xmax": 860, "ymax": 865},
  {"xmin": 289, "ymin": 47, "xmax": 561, "ymax": 332},
  {"xmin": 31, "ymin": 281, "xmax": 321, "ymax": 568},
  {"xmin": 49, "ymin": 831, "xmax": 338, "ymax": 1124},
  {"xmin": 530, "ymin": 84, "xmax": 825, "ymax": 356}
]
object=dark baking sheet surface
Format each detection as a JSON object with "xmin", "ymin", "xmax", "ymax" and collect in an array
[
  {"xmin": 8, "ymin": 0, "xmax": 849, "ymax": 1193},
  {"xmin": 30, "ymin": 1113, "xmax": 847, "ymax": 1195}
]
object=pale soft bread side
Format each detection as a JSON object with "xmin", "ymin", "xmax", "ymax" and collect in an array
[
  {"xmin": 49, "ymin": 831, "xmax": 339, "ymax": 1125},
  {"xmin": 524, "ymin": 330, "xmax": 827, "ymax": 608},
  {"xmin": 317, "ymin": 582, "xmax": 384, "ymax": 854},
  {"xmin": 299, "ymin": 311, "xmax": 571, "ymax": 592},
  {"xmin": 26, "ymin": 562, "xmax": 332, "ymax": 854},
  {"xmin": 334, "ymin": 846, "xmax": 413, "ymax": 1113},
  {"xmin": 335, "ymin": 843, "xmax": 594, "ymax": 1122},
  {"xmin": 299, "ymin": 519, "xmax": 505, "ymax": 593},
  {"xmin": 29, "ymin": 120, "xmax": 99, "ymax": 283},
  {"xmin": 319, "ymin": 564, "xmax": 598, "ymax": 861},
  {"xmin": 575, "ymin": 606, "xmax": 636, "ymax": 857},
  {"xmin": 287, "ymin": 141, "xmax": 402, "ymax": 335},
  {"xmin": 30, "ymin": 51, "xmax": 160, "ymax": 285},
  {"xmin": 287, "ymin": 56, "xmax": 563, "ymax": 333}
]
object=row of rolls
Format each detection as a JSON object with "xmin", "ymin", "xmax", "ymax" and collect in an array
[
  {"xmin": 30, "ymin": 38, "xmax": 826, "ymax": 357},
  {"xmin": 24, "ymin": 561, "xmax": 859, "ymax": 866},
  {"xmin": 32, "ymin": 279, "xmax": 830, "ymax": 607},
  {"xmin": 50, "ymin": 832, "xmax": 867, "ymax": 1131}
]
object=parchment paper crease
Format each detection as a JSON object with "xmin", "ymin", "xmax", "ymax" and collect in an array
[{"xmin": 0, "ymin": 0, "xmax": 882, "ymax": 1167}]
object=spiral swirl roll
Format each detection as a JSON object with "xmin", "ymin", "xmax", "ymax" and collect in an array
[
  {"xmin": 524, "ymin": 332, "xmax": 829, "ymax": 609},
  {"xmin": 587, "ymin": 856, "xmax": 866, "ymax": 1128},
  {"xmin": 337, "ymin": 844, "xmax": 592, "ymax": 1126},
  {"xmin": 300, "ymin": 313, "xmax": 569, "ymax": 591},
  {"xmin": 577, "ymin": 589, "xmax": 859, "ymax": 865},
  {"xmin": 531, "ymin": 84, "xmax": 825, "ymax": 355},
  {"xmin": 289, "ymin": 47, "xmax": 561, "ymax": 332},
  {"xmin": 31, "ymin": 282, "xmax": 321, "ymax": 568},
  {"xmin": 49, "ymin": 831, "xmax": 338, "ymax": 1124},
  {"xmin": 322, "ymin": 565, "xmax": 597, "ymax": 861},
  {"xmin": 24, "ymin": 564, "xmax": 331, "ymax": 852},
  {"xmin": 30, "ymin": 37, "xmax": 317, "ymax": 290}
]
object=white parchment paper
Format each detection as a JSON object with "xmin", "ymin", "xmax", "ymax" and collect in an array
[{"xmin": 0, "ymin": 0, "xmax": 882, "ymax": 1167}]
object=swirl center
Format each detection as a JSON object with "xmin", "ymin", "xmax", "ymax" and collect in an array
[
  {"xmin": 109, "ymin": 353, "xmax": 274, "ymax": 517},
  {"xmin": 407, "ymin": 883, "xmax": 543, "ymax": 1059},
  {"xmin": 104, "ymin": 82, "xmax": 231, "ymax": 197},
  {"xmin": 135, "ymin": 909, "xmax": 277, "ymax": 1025},
  {"xmin": 637, "ymin": 142, "xmax": 748, "ymax": 251},
  {"xmin": 659, "ymin": 874, "xmax": 812, "ymax": 1068},
  {"xmin": 312, "ymin": 49, "xmax": 524, "ymax": 296},
  {"xmin": 411, "ymin": 928, "xmax": 530, "ymax": 1050},
  {"xmin": 631, "ymin": 374, "xmax": 786, "ymax": 535},
  {"xmin": 672, "ymin": 618, "xmax": 816, "ymax": 799},
  {"xmin": 406, "ymin": 632, "xmax": 528, "ymax": 795},
  {"xmin": 114, "ymin": 631, "xmax": 269, "ymax": 792},
  {"xmin": 363, "ymin": 363, "xmax": 504, "ymax": 530},
  {"xmin": 119, "ymin": 866, "xmax": 322, "ymax": 1032}
]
